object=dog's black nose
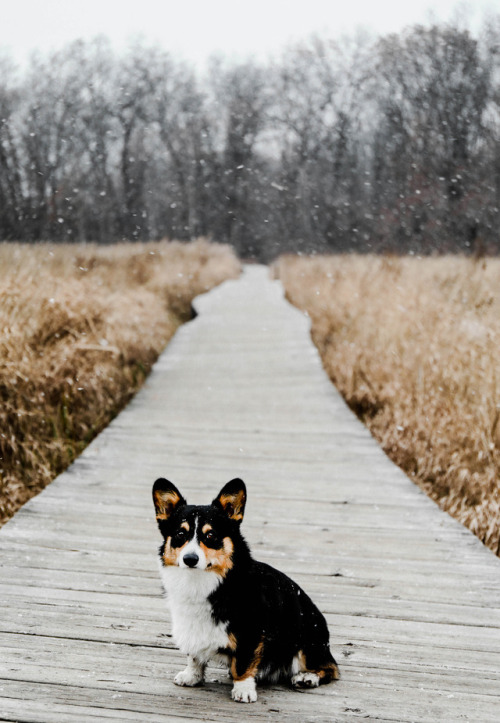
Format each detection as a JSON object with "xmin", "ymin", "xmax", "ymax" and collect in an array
[{"xmin": 183, "ymin": 553, "xmax": 199, "ymax": 568}]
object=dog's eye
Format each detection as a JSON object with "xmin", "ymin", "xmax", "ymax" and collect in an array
[
  {"xmin": 172, "ymin": 530, "xmax": 187, "ymax": 546},
  {"xmin": 203, "ymin": 530, "xmax": 220, "ymax": 547}
]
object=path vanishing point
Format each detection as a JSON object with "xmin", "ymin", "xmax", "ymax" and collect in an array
[{"xmin": 0, "ymin": 265, "xmax": 499, "ymax": 722}]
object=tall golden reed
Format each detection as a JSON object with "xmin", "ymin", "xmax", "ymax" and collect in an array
[
  {"xmin": 0, "ymin": 239, "xmax": 240, "ymax": 525},
  {"xmin": 276, "ymin": 254, "xmax": 500, "ymax": 556}
]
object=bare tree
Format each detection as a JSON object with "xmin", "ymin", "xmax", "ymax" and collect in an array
[
  {"xmin": 373, "ymin": 25, "xmax": 490, "ymax": 251},
  {"xmin": 1, "ymin": 20, "xmax": 500, "ymax": 258}
]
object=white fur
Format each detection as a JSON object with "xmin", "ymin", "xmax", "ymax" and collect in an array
[
  {"xmin": 256, "ymin": 654, "xmax": 301, "ymax": 684},
  {"xmin": 178, "ymin": 538, "xmax": 208, "ymax": 569},
  {"xmin": 232, "ymin": 677, "xmax": 258, "ymax": 703},
  {"xmin": 292, "ymin": 671, "xmax": 320, "ymax": 688},
  {"xmin": 159, "ymin": 564, "xmax": 229, "ymax": 665},
  {"xmin": 291, "ymin": 654, "xmax": 302, "ymax": 676},
  {"xmin": 174, "ymin": 655, "xmax": 206, "ymax": 687},
  {"xmin": 177, "ymin": 521, "xmax": 208, "ymax": 570}
]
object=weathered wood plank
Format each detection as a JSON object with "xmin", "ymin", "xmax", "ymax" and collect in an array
[
  {"xmin": 2, "ymin": 630, "xmax": 498, "ymax": 699},
  {"xmin": 1, "ymin": 266, "xmax": 499, "ymax": 722}
]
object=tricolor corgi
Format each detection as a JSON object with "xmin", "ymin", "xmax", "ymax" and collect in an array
[{"xmin": 153, "ymin": 477, "xmax": 339, "ymax": 703}]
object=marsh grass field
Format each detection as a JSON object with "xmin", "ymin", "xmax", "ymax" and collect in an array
[
  {"xmin": 275, "ymin": 254, "xmax": 500, "ymax": 556},
  {"xmin": 2, "ymin": 244, "xmax": 499, "ymax": 558},
  {"xmin": 0, "ymin": 239, "xmax": 240, "ymax": 525}
]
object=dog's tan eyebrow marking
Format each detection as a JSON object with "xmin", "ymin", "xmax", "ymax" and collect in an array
[
  {"xmin": 202, "ymin": 523, "xmax": 212, "ymax": 534},
  {"xmin": 180, "ymin": 521, "xmax": 190, "ymax": 531}
]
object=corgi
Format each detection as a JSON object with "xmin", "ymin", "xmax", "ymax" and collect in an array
[{"xmin": 152, "ymin": 477, "xmax": 339, "ymax": 703}]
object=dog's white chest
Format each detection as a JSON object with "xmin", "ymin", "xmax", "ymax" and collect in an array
[{"xmin": 160, "ymin": 566, "xmax": 229, "ymax": 663}]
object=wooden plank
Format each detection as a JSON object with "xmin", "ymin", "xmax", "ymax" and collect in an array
[
  {"xmin": 1, "ymin": 559, "xmax": 497, "ymax": 611},
  {"xmin": 1, "ymin": 265, "xmax": 499, "ymax": 722},
  {"xmin": 1, "ymin": 626, "xmax": 498, "ymax": 694},
  {"xmin": 0, "ymin": 575, "xmax": 498, "ymax": 629}
]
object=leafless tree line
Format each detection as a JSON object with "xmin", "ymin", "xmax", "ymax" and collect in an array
[{"xmin": 1, "ymin": 20, "xmax": 500, "ymax": 259}]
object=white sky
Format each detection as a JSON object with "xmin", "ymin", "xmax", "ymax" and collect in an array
[{"xmin": 0, "ymin": 0, "xmax": 497, "ymax": 68}]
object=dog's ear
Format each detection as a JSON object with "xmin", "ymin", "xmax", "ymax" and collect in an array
[
  {"xmin": 153, "ymin": 478, "xmax": 186, "ymax": 524},
  {"xmin": 213, "ymin": 478, "xmax": 246, "ymax": 523}
]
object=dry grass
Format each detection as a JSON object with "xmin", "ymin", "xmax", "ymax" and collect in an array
[
  {"xmin": 0, "ymin": 239, "xmax": 240, "ymax": 525},
  {"xmin": 275, "ymin": 254, "xmax": 500, "ymax": 556}
]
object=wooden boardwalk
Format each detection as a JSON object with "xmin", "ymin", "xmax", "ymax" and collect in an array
[{"xmin": 0, "ymin": 265, "xmax": 499, "ymax": 722}]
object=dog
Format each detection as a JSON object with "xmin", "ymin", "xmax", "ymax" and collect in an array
[{"xmin": 152, "ymin": 477, "xmax": 339, "ymax": 703}]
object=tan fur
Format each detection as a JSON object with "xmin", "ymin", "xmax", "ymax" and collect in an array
[
  {"xmin": 231, "ymin": 639, "xmax": 265, "ymax": 682},
  {"xmin": 162, "ymin": 537, "xmax": 189, "ymax": 566},
  {"xmin": 320, "ymin": 662, "xmax": 340, "ymax": 682},
  {"xmin": 200, "ymin": 537, "xmax": 234, "ymax": 576},
  {"xmin": 298, "ymin": 648, "xmax": 340, "ymax": 683},
  {"xmin": 218, "ymin": 491, "xmax": 245, "ymax": 522},
  {"xmin": 154, "ymin": 488, "xmax": 183, "ymax": 521}
]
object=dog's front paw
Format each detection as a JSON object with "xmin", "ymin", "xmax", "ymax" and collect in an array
[
  {"xmin": 231, "ymin": 678, "xmax": 258, "ymax": 703},
  {"xmin": 292, "ymin": 671, "xmax": 320, "ymax": 689},
  {"xmin": 174, "ymin": 668, "xmax": 204, "ymax": 687}
]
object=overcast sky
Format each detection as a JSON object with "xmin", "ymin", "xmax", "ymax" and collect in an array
[{"xmin": 1, "ymin": 0, "xmax": 497, "ymax": 68}]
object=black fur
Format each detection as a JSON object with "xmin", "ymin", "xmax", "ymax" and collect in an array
[
  {"xmin": 153, "ymin": 477, "xmax": 339, "ymax": 697},
  {"xmin": 211, "ymin": 554, "xmax": 338, "ymax": 682}
]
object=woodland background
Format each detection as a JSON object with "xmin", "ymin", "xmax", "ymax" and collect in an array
[{"xmin": 1, "ymin": 20, "xmax": 500, "ymax": 259}]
